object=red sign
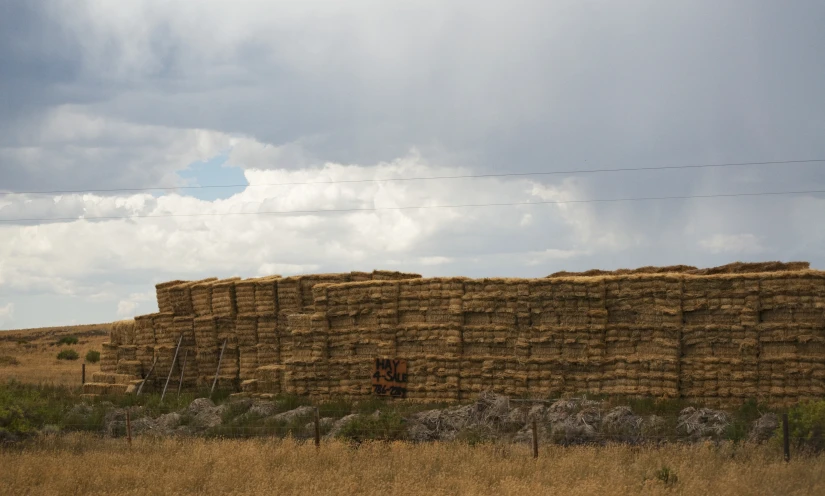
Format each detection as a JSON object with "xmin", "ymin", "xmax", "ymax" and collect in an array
[{"xmin": 371, "ymin": 358, "xmax": 408, "ymax": 398}]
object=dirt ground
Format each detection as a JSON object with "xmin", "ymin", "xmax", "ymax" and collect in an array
[{"xmin": 0, "ymin": 324, "xmax": 111, "ymax": 386}]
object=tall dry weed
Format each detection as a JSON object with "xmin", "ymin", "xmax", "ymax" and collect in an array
[{"xmin": 1, "ymin": 435, "xmax": 822, "ymax": 495}]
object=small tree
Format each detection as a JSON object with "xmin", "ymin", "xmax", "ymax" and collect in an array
[
  {"xmin": 85, "ymin": 350, "xmax": 101, "ymax": 363},
  {"xmin": 57, "ymin": 349, "xmax": 79, "ymax": 361}
]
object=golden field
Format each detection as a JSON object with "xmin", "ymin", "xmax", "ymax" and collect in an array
[
  {"xmin": 1, "ymin": 435, "xmax": 822, "ymax": 495},
  {"xmin": 0, "ymin": 324, "xmax": 110, "ymax": 386}
]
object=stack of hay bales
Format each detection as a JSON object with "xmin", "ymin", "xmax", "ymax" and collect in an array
[
  {"xmin": 281, "ymin": 313, "xmax": 329, "ymax": 396},
  {"xmin": 757, "ymin": 272, "xmax": 825, "ymax": 405},
  {"xmin": 602, "ymin": 275, "xmax": 681, "ymax": 398},
  {"xmin": 680, "ymin": 275, "xmax": 760, "ymax": 404},
  {"xmin": 460, "ymin": 279, "xmax": 528, "ymax": 399},
  {"xmin": 523, "ymin": 277, "xmax": 608, "ymax": 396},
  {"xmin": 395, "ymin": 278, "xmax": 466, "ymax": 401},
  {"xmin": 155, "ymin": 280, "xmax": 187, "ymax": 314},
  {"xmin": 133, "ymin": 314, "xmax": 156, "ymax": 374},
  {"xmin": 321, "ymin": 281, "xmax": 399, "ymax": 397}
]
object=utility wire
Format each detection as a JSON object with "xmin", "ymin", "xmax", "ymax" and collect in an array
[
  {"xmin": 1, "ymin": 189, "xmax": 823, "ymax": 223},
  {"xmin": 1, "ymin": 159, "xmax": 822, "ymax": 197}
]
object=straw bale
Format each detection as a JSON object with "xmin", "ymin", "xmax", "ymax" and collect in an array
[
  {"xmin": 193, "ymin": 316, "xmax": 219, "ymax": 350},
  {"xmin": 191, "ymin": 282, "xmax": 213, "ymax": 316},
  {"xmin": 152, "ymin": 312, "xmax": 176, "ymax": 346},
  {"xmin": 395, "ymin": 324, "xmax": 462, "ymax": 357},
  {"xmin": 215, "ymin": 317, "xmax": 237, "ymax": 345},
  {"xmin": 283, "ymin": 359, "xmax": 329, "ymax": 396},
  {"xmin": 234, "ymin": 280, "xmax": 257, "ymax": 315},
  {"xmin": 236, "ymin": 313, "xmax": 258, "ymax": 347},
  {"xmin": 211, "ymin": 280, "xmax": 238, "ymax": 318},
  {"xmin": 350, "ymin": 271, "xmax": 372, "ymax": 282},
  {"xmin": 257, "ymin": 315, "xmax": 278, "ymax": 345},
  {"xmin": 156, "ymin": 280, "xmax": 188, "ymax": 314},
  {"xmin": 605, "ymin": 324, "xmax": 680, "ymax": 359},
  {"xmin": 681, "ymin": 356, "xmax": 757, "ymax": 401},
  {"xmin": 91, "ymin": 372, "xmax": 136, "ymax": 385},
  {"xmin": 115, "ymin": 360, "xmax": 143, "ymax": 377},
  {"xmin": 117, "ymin": 345, "xmax": 137, "ymax": 361},
  {"xmin": 256, "ymin": 343, "xmax": 279, "ymax": 366},
  {"xmin": 602, "ymin": 356, "xmax": 679, "ymax": 397},
  {"xmin": 328, "ymin": 328, "xmax": 396, "ymax": 359},
  {"xmin": 404, "ymin": 357, "xmax": 460, "ymax": 401},
  {"xmin": 327, "ymin": 358, "xmax": 375, "ymax": 396},
  {"xmin": 370, "ymin": 269, "xmax": 422, "ymax": 280},
  {"xmin": 254, "ymin": 277, "xmax": 280, "ymax": 315},
  {"xmin": 462, "ymin": 324, "xmax": 524, "ymax": 358},
  {"xmin": 100, "ymin": 342, "xmax": 118, "ymax": 373},
  {"xmin": 135, "ymin": 345, "xmax": 155, "ymax": 372},
  {"xmin": 239, "ymin": 346, "xmax": 259, "ymax": 379},
  {"xmin": 287, "ymin": 313, "xmax": 328, "ymax": 361},
  {"xmin": 173, "ymin": 316, "xmax": 195, "ymax": 347},
  {"xmin": 276, "ymin": 277, "xmax": 302, "ymax": 315},
  {"xmin": 689, "ymin": 261, "xmax": 810, "ymax": 275},
  {"xmin": 134, "ymin": 314, "xmax": 156, "ymax": 347},
  {"xmin": 459, "ymin": 358, "xmax": 526, "ymax": 399},
  {"xmin": 254, "ymin": 364, "xmax": 284, "ymax": 393},
  {"xmin": 604, "ymin": 277, "xmax": 682, "ymax": 325},
  {"xmin": 111, "ymin": 319, "xmax": 136, "ymax": 345}
]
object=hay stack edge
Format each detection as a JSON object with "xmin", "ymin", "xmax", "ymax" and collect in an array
[{"xmin": 86, "ymin": 263, "xmax": 825, "ymax": 406}]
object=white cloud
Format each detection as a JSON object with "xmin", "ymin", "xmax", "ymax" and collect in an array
[
  {"xmin": 116, "ymin": 291, "xmax": 155, "ymax": 318},
  {"xmin": 699, "ymin": 234, "xmax": 765, "ymax": 254},
  {"xmin": 0, "ymin": 303, "xmax": 15, "ymax": 328},
  {"xmin": 418, "ymin": 256, "xmax": 453, "ymax": 266}
]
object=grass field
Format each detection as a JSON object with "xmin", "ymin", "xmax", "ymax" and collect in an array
[
  {"xmin": 0, "ymin": 324, "xmax": 110, "ymax": 386},
  {"xmin": 1, "ymin": 434, "xmax": 822, "ymax": 495}
]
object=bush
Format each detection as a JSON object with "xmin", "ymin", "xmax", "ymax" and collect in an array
[
  {"xmin": 57, "ymin": 349, "xmax": 80, "ymax": 361},
  {"xmin": 781, "ymin": 400, "xmax": 825, "ymax": 453},
  {"xmin": 338, "ymin": 412, "xmax": 406, "ymax": 442},
  {"xmin": 85, "ymin": 350, "xmax": 101, "ymax": 363},
  {"xmin": 57, "ymin": 336, "xmax": 78, "ymax": 346}
]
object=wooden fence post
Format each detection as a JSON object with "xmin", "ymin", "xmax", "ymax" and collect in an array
[
  {"xmin": 314, "ymin": 407, "xmax": 321, "ymax": 449},
  {"xmin": 82, "ymin": 363, "xmax": 86, "ymax": 385},
  {"xmin": 532, "ymin": 420, "xmax": 538, "ymax": 459},
  {"xmin": 783, "ymin": 413, "xmax": 790, "ymax": 462},
  {"xmin": 126, "ymin": 410, "xmax": 132, "ymax": 447}
]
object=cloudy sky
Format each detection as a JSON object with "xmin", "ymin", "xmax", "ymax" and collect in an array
[{"xmin": 1, "ymin": 0, "xmax": 824, "ymax": 329}]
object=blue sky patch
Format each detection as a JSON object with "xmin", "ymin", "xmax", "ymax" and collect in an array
[{"xmin": 177, "ymin": 154, "xmax": 248, "ymax": 201}]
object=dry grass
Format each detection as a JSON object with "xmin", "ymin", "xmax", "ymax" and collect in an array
[
  {"xmin": 0, "ymin": 435, "xmax": 822, "ymax": 495},
  {"xmin": 0, "ymin": 324, "xmax": 110, "ymax": 386}
]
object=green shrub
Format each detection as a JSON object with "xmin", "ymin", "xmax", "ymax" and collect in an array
[
  {"xmin": 85, "ymin": 350, "xmax": 101, "ymax": 363},
  {"xmin": 780, "ymin": 400, "xmax": 825, "ymax": 453},
  {"xmin": 57, "ymin": 336, "xmax": 79, "ymax": 346},
  {"xmin": 57, "ymin": 349, "xmax": 80, "ymax": 361},
  {"xmin": 338, "ymin": 412, "xmax": 406, "ymax": 442},
  {"xmin": 654, "ymin": 466, "xmax": 679, "ymax": 487}
]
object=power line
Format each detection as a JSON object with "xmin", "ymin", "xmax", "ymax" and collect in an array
[
  {"xmin": 1, "ymin": 158, "xmax": 822, "ymax": 197},
  {"xmin": 1, "ymin": 189, "xmax": 823, "ymax": 224}
]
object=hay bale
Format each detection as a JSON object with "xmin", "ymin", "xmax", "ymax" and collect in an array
[
  {"xmin": 211, "ymin": 279, "xmax": 240, "ymax": 318},
  {"xmin": 235, "ymin": 280, "xmax": 257, "ymax": 315},
  {"xmin": 155, "ymin": 280, "xmax": 188, "ymax": 314},
  {"xmin": 254, "ymin": 276, "xmax": 280, "ymax": 316}
]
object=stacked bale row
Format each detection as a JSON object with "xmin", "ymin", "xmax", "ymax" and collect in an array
[
  {"xmin": 757, "ymin": 272, "xmax": 825, "ymax": 405},
  {"xmin": 99, "ymin": 264, "xmax": 825, "ymax": 405},
  {"xmin": 106, "ymin": 271, "xmax": 420, "ymax": 394}
]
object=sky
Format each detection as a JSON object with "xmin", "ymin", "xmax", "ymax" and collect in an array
[{"xmin": 1, "ymin": 0, "xmax": 824, "ymax": 329}]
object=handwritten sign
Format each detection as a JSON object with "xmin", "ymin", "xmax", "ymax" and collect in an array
[{"xmin": 371, "ymin": 358, "xmax": 408, "ymax": 398}]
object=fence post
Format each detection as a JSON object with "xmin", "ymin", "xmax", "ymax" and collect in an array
[
  {"xmin": 532, "ymin": 420, "xmax": 538, "ymax": 459},
  {"xmin": 782, "ymin": 412, "xmax": 790, "ymax": 462},
  {"xmin": 82, "ymin": 363, "xmax": 86, "ymax": 385},
  {"xmin": 126, "ymin": 410, "xmax": 132, "ymax": 447},
  {"xmin": 314, "ymin": 407, "xmax": 321, "ymax": 449}
]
